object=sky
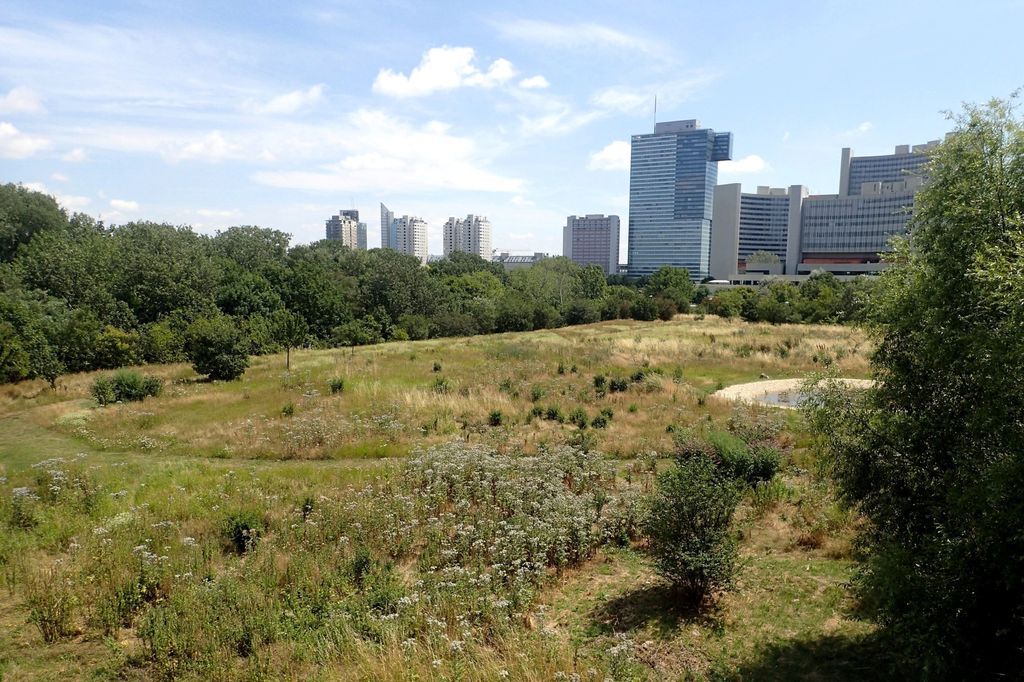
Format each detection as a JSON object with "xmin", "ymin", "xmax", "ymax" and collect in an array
[{"xmin": 2, "ymin": 0, "xmax": 1023, "ymax": 260}]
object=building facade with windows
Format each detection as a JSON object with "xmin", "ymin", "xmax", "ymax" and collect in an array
[
  {"xmin": 442, "ymin": 214, "xmax": 492, "ymax": 259},
  {"xmin": 325, "ymin": 209, "xmax": 362, "ymax": 249},
  {"xmin": 379, "ymin": 203, "xmax": 395, "ymax": 249},
  {"xmin": 391, "ymin": 215, "xmax": 428, "ymax": 264},
  {"xmin": 563, "ymin": 214, "xmax": 620, "ymax": 275},
  {"xmin": 492, "ymin": 251, "xmax": 549, "ymax": 271},
  {"xmin": 379, "ymin": 203, "xmax": 427, "ymax": 263},
  {"xmin": 710, "ymin": 141, "xmax": 938, "ymax": 279},
  {"xmin": 627, "ymin": 119, "xmax": 733, "ymax": 279}
]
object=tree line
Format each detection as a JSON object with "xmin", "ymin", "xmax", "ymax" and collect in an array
[{"xmin": 0, "ymin": 183, "xmax": 872, "ymax": 384}]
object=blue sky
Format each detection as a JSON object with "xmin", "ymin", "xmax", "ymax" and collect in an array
[{"xmin": 2, "ymin": 0, "xmax": 1022, "ymax": 259}]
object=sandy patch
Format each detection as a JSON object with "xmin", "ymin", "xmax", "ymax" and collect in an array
[{"xmin": 714, "ymin": 378, "xmax": 875, "ymax": 407}]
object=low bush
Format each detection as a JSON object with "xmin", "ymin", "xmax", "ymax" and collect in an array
[
  {"xmin": 644, "ymin": 455, "xmax": 741, "ymax": 606},
  {"xmin": 609, "ymin": 378, "xmax": 629, "ymax": 393},
  {"xmin": 544, "ymin": 405, "xmax": 565, "ymax": 423},
  {"xmin": 92, "ymin": 370, "xmax": 163, "ymax": 406},
  {"xmin": 568, "ymin": 407, "xmax": 588, "ymax": 429},
  {"xmin": 329, "ymin": 377, "xmax": 345, "ymax": 394},
  {"xmin": 488, "ymin": 410, "xmax": 504, "ymax": 427},
  {"xmin": 26, "ymin": 570, "xmax": 77, "ymax": 642},
  {"xmin": 676, "ymin": 428, "xmax": 782, "ymax": 487},
  {"xmin": 222, "ymin": 510, "xmax": 264, "ymax": 554}
]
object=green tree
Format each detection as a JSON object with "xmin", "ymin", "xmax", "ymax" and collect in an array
[
  {"xmin": 0, "ymin": 183, "xmax": 68, "ymax": 262},
  {"xmin": 271, "ymin": 308, "xmax": 308, "ymax": 370},
  {"xmin": 806, "ymin": 96, "xmax": 1024, "ymax": 678},
  {"xmin": 646, "ymin": 265, "xmax": 694, "ymax": 311},
  {"xmin": 0, "ymin": 321, "xmax": 30, "ymax": 382},
  {"xmin": 644, "ymin": 454, "xmax": 741, "ymax": 607},
  {"xmin": 110, "ymin": 222, "xmax": 219, "ymax": 324},
  {"xmin": 184, "ymin": 315, "xmax": 249, "ymax": 381},
  {"xmin": 428, "ymin": 250, "xmax": 506, "ymax": 279},
  {"xmin": 578, "ymin": 265, "xmax": 608, "ymax": 300}
]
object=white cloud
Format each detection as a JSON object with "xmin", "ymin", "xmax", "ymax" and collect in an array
[
  {"xmin": 60, "ymin": 194, "xmax": 92, "ymax": 210},
  {"xmin": 510, "ymin": 195, "xmax": 534, "ymax": 206},
  {"xmin": 496, "ymin": 20, "xmax": 667, "ymax": 58},
  {"xmin": 588, "ymin": 140, "xmax": 630, "ymax": 171},
  {"xmin": 196, "ymin": 208, "xmax": 241, "ymax": 217},
  {"xmin": 50, "ymin": 172, "xmax": 69, "ymax": 182},
  {"xmin": 0, "ymin": 86, "xmax": 45, "ymax": 114},
  {"xmin": 782, "ymin": 131, "xmax": 791, "ymax": 142},
  {"xmin": 110, "ymin": 198, "xmax": 139, "ymax": 211},
  {"xmin": 372, "ymin": 46, "xmax": 518, "ymax": 98},
  {"xmin": 519, "ymin": 108, "xmax": 604, "ymax": 136},
  {"xmin": 164, "ymin": 130, "xmax": 239, "ymax": 162},
  {"xmin": 590, "ymin": 73, "xmax": 719, "ymax": 115},
  {"xmin": 242, "ymin": 84, "xmax": 325, "ymax": 115},
  {"xmin": 841, "ymin": 121, "xmax": 873, "ymax": 137},
  {"xmin": 719, "ymin": 154, "xmax": 770, "ymax": 174},
  {"xmin": 62, "ymin": 147, "xmax": 87, "ymax": 162},
  {"xmin": 518, "ymin": 75, "xmax": 549, "ymax": 90},
  {"xmin": 0, "ymin": 121, "xmax": 50, "ymax": 158},
  {"xmin": 253, "ymin": 109, "xmax": 523, "ymax": 194}
]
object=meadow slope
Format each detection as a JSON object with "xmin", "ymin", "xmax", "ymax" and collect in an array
[{"xmin": 0, "ymin": 316, "xmax": 885, "ymax": 681}]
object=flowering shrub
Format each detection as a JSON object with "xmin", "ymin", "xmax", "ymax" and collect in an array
[{"xmin": 7, "ymin": 444, "xmax": 649, "ymax": 677}]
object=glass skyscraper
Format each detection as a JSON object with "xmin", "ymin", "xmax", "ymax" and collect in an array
[{"xmin": 627, "ymin": 119, "xmax": 732, "ymax": 279}]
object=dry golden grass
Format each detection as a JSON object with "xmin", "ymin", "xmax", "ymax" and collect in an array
[{"xmin": 0, "ymin": 316, "xmax": 871, "ymax": 462}]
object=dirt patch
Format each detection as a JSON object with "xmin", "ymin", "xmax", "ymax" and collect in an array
[{"xmin": 713, "ymin": 378, "xmax": 874, "ymax": 408}]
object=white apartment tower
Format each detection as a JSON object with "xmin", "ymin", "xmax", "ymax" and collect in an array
[
  {"xmin": 442, "ymin": 214, "xmax": 492, "ymax": 259},
  {"xmin": 393, "ymin": 215, "xmax": 429, "ymax": 264},
  {"xmin": 563, "ymin": 214, "xmax": 620, "ymax": 275}
]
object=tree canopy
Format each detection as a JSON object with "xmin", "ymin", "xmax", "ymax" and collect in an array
[{"xmin": 806, "ymin": 96, "xmax": 1024, "ymax": 678}]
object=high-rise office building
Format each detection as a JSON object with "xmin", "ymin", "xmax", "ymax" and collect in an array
[
  {"xmin": 710, "ymin": 185, "xmax": 806, "ymax": 278},
  {"xmin": 380, "ymin": 203, "xmax": 395, "ymax": 249},
  {"xmin": 793, "ymin": 142, "xmax": 936, "ymax": 274},
  {"xmin": 840, "ymin": 143, "xmax": 934, "ymax": 196},
  {"xmin": 563, "ymin": 214, "xmax": 620, "ymax": 275},
  {"xmin": 325, "ymin": 210, "xmax": 362, "ymax": 249},
  {"xmin": 442, "ymin": 214, "xmax": 492, "ymax": 259},
  {"xmin": 357, "ymin": 222, "xmax": 367, "ymax": 251},
  {"xmin": 710, "ymin": 141, "xmax": 937, "ymax": 279},
  {"xmin": 627, "ymin": 119, "xmax": 733, "ymax": 279}
]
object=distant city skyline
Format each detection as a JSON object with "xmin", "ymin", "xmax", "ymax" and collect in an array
[{"xmin": 2, "ymin": 1, "xmax": 1022, "ymax": 260}]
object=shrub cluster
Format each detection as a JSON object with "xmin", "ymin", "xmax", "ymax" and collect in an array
[
  {"xmin": 673, "ymin": 407, "xmax": 785, "ymax": 487},
  {"xmin": 91, "ymin": 370, "xmax": 163, "ymax": 406}
]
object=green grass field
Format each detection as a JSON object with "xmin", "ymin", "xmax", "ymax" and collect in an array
[{"xmin": 0, "ymin": 316, "xmax": 884, "ymax": 681}]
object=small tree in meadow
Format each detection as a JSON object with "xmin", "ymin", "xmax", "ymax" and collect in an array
[
  {"xmin": 644, "ymin": 454, "xmax": 741, "ymax": 607},
  {"xmin": 271, "ymin": 308, "xmax": 308, "ymax": 371}
]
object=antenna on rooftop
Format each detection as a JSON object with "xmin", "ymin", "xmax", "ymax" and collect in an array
[{"xmin": 653, "ymin": 95, "xmax": 657, "ymax": 132}]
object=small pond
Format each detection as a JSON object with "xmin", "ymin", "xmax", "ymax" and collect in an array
[{"xmin": 756, "ymin": 389, "xmax": 811, "ymax": 408}]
